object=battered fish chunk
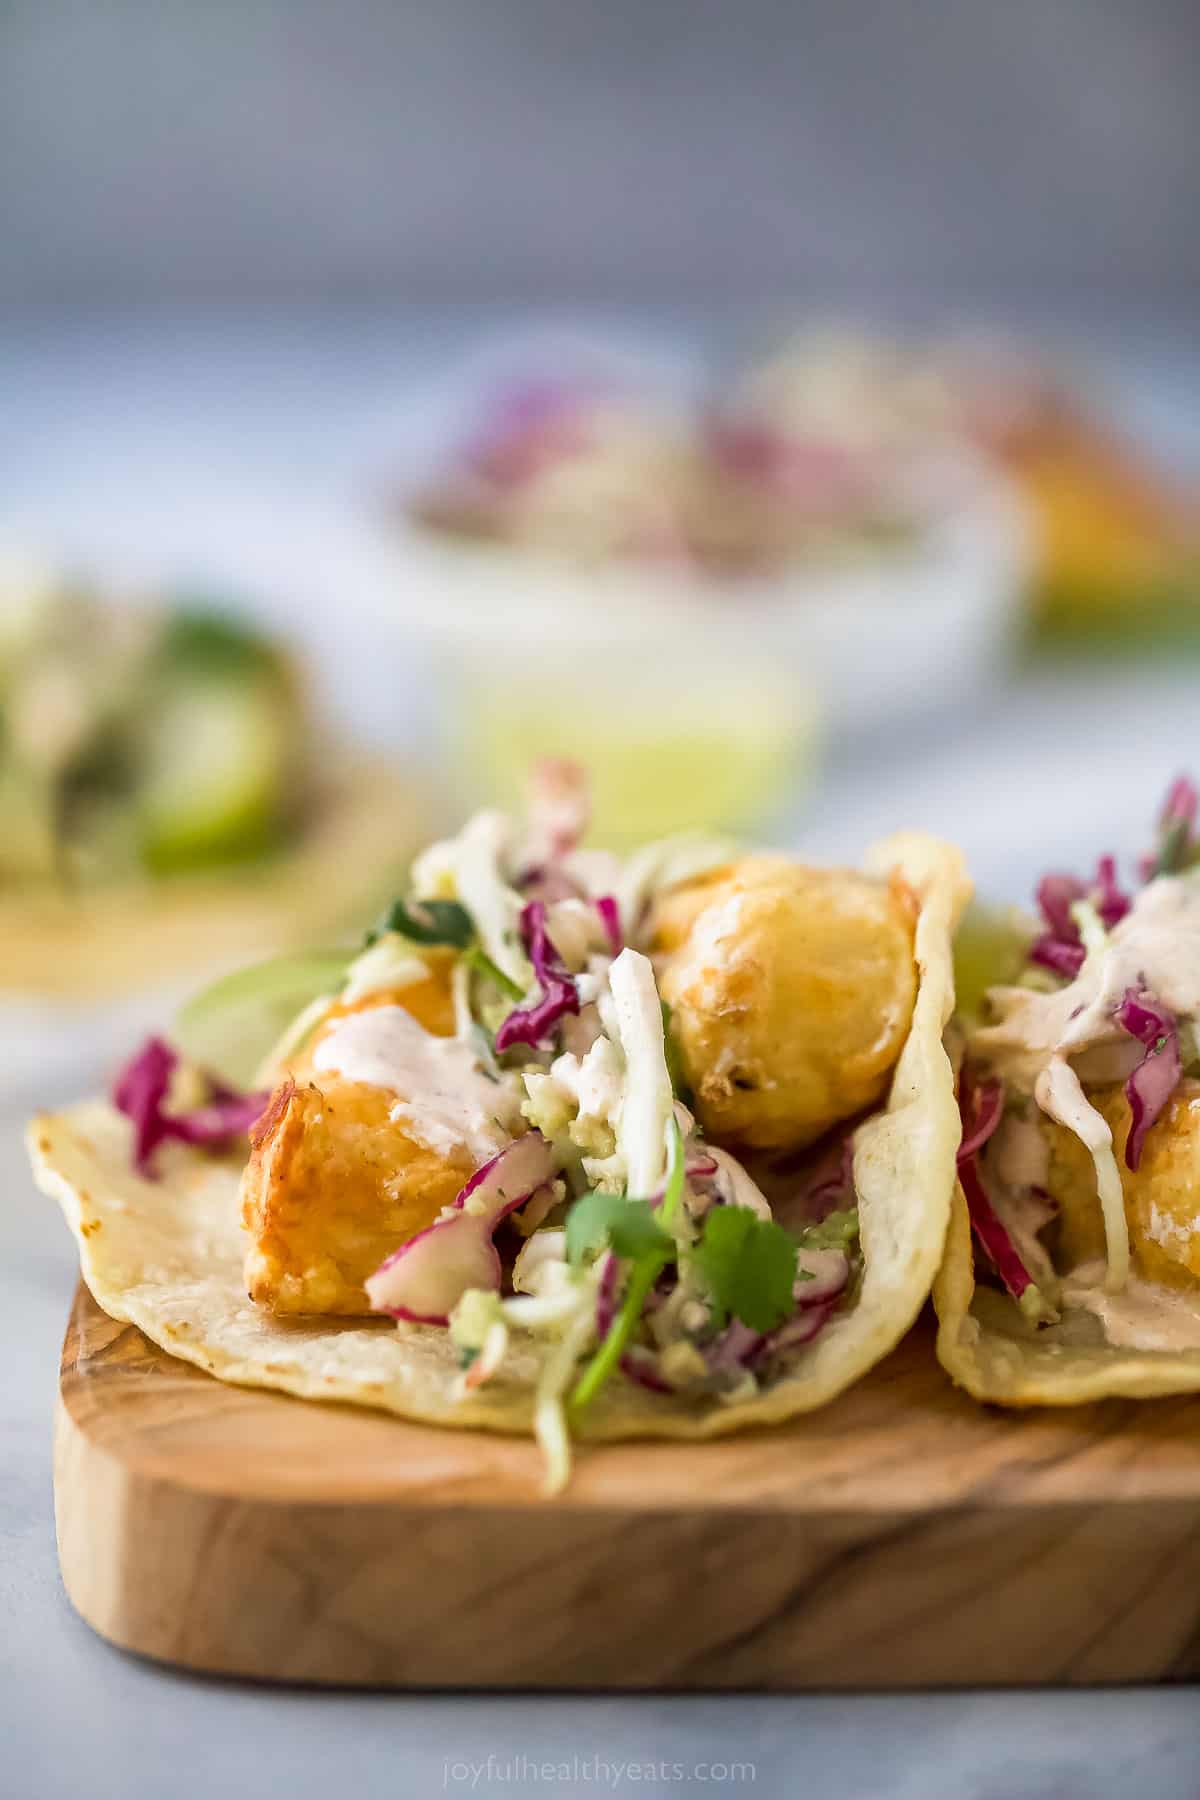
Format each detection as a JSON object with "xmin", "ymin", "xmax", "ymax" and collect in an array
[
  {"xmin": 242, "ymin": 954, "xmax": 470, "ymax": 1315},
  {"xmin": 1044, "ymin": 1078, "xmax": 1200, "ymax": 1290},
  {"xmin": 652, "ymin": 856, "xmax": 917, "ymax": 1153}
]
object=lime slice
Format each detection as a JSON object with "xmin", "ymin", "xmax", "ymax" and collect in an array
[
  {"xmin": 136, "ymin": 680, "xmax": 293, "ymax": 874},
  {"xmin": 455, "ymin": 667, "xmax": 817, "ymax": 847},
  {"xmin": 176, "ymin": 948, "xmax": 352, "ymax": 1087}
]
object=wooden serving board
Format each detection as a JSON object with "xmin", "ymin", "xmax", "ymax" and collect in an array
[{"xmin": 56, "ymin": 1283, "xmax": 1200, "ymax": 1689}]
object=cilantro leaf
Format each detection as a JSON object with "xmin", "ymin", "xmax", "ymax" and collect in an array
[
  {"xmin": 695, "ymin": 1206, "xmax": 797, "ymax": 1333},
  {"xmin": 797, "ymin": 1207, "xmax": 860, "ymax": 1251},
  {"xmin": 365, "ymin": 897, "xmax": 475, "ymax": 949},
  {"xmin": 565, "ymin": 1191, "xmax": 673, "ymax": 1267},
  {"xmin": 567, "ymin": 1119, "xmax": 686, "ymax": 1422}
]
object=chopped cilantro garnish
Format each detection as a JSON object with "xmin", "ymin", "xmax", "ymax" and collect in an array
[
  {"xmin": 365, "ymin": 896, "xmax": 475, "ymax": 949},
  {"xmin": 694, "ymin": 1206, "xmax": 798, "ymax": 1333},
  {"xmin": 565, "ymin": 1192, "xmax": 672, "ymax": 1266},
  {"xmin": 567, "ymin": 1120, "xmax": 684, "ymax": 1419}
]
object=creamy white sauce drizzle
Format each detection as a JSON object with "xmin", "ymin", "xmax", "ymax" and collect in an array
[
  {"xmin": 976, "ymin": 873, "xmax": 1200, "ymax": 1289},
  {"xmin": 312, "ymin": 1004, "xmax": 522, "ymax": 1161},
  {"xmin": 979, "ymin": 875, "xmax": 1200, "ymax": 1085},
  {"xmin": 1062, "ymin": 1260, "xmax": 1200, "ymax": 1352},
  {"xmin": 1037, "ymin": 1058, "xmax": 1129, "ymax": 1291}
]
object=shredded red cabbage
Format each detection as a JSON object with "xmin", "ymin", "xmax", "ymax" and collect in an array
[
  {"xmin": 112, "ymin": 1037, "xmax": 268, "ymax": 1177},
  {"xmin": 113, "ymin": 1037, "xmax": 176, "ymax": 1173},
  {"xmin": 1029, "ymin": 936, "xmax": 1086, "ymax": 979},
  {"xmin": 801, "ymin": 1130, "xmax": 856, "ymax": 1219},
  {"xmin": 620, "ymin": 1346, "xmax": 673, "ymax": 1393},
  {"xmin": 1092, "ymin": 854, "xmax": 1133, "ymax": 928},
  {"xmin": 958, "ymin": 1157, "xmax": 1044, "ymax": 1309},
  {"xmin": 526, "ymin": 756, "xmax": 590, "ymax": 860},
  {"xmin": 515, "ymin": 865, "xmax": 585, "ymax": 903},
  {"xmin": 494, "ymin": 901, "xmax": 580, "ymax": 1052},
  {"xmin": 591, "ymin": 1255, "xmax": 676, "ymax": 1392},
  {"xmin": 464, "ymin": 381, "xmax": 593, "ymax": 490},
  {"xmin": 705, "ymin": 1318, "xmax": 766, "ymax": 1370},
  {"xmin": 1140, "ymin": 775, "xmax": 1199, "ymax": 880},
  {"xmin": 1029, "ymin": 856, "xmax": 1131, "ymax": 979},
  {"xmin": 366, "ymin": 1133, "xmax": 556, "ymax": 1325},
  {"xmin": 595, "ymin": 1252, "xmax": 619, "ymax": 1339},
  {"xmin": 955, "ymin": 1071, "xmax": 1047, "ymax": 1316},
  {"xmin": 1116, "ymin": 988, "xmax": 1182, "ymax": 1171},
  {"xmin": 595, "ymin": 894, "xmax": 623, "ymax": 956},
  {"xmin": 164, "ymin": 1092, "xmax": 273, "ymax": 1149},
  {"xmin": 757, "ymin": 1302, "xmax": 835, "ymax": 1359},
  {"xmin": 957, "ymin": 1074, "xmax": 1005, "ymax": 1164}
]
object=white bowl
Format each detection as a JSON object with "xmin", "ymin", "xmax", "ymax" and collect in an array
[{"xmin": 368, "ymin": 446, "xmax": 1027, "ymax": 845}]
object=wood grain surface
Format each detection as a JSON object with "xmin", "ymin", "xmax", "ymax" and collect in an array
[{"xmin": 56, "ymin": 1283, "xmax": 1200, "ymax": 1689}]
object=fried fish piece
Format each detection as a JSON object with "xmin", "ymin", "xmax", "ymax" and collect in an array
[
  {"xmin": 242, "ymin": 954, "xmax": 471, "ymax": 1316},
  {"xmin": 241, "ymin": 1076, "xmax": 473, "ymax": 1316},
  {"xmin": 652, "ymin": 855, "xmax": 917, "ymax": 1153},
  {"xmin": 1044, "ymin": 1078, "xmax": 1200, "ymax": 1290}
]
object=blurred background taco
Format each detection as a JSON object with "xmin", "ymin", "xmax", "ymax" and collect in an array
[{"xmin": 0, "ymin": 558, "xmax": 424, "ymax": 1086}]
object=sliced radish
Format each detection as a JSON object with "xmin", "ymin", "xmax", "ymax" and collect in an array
[
  {"xmin": 620, "ymin": 1345, "xmax": 673, "ymax": 1392},
  {"xmin": 794, "ymin": 1246, "xmax": 849, "ymax": 1305},
  {"xmin": 762, "ymin": 1301, "xmax": 835, "ymax": 1356},
  {"xmin": 366, "ymin": 1132, "xmax": 555, "ymax": 1325}
]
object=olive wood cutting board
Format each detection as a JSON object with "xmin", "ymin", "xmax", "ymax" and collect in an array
[{"xmin": 55, "ymin": 1281, "xmax": 1200, "ymax": 1688}]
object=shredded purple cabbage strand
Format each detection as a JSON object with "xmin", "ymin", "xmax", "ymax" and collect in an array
[
  {"xmin": 494, "ymin": 901, "xmax": 581, "ymax": 1052},
  {"xmin": 113, "ymin": 1037, "xmax": 268, "ymax": 1176},
  {"xmin": 1139, "ymin": 775, "xmax": 1198, "ymax": 881},
  {"xmin": 595, "ymin": 894, "xmax": 623, "ymax": 956},
  {"xmin": 1116, "ymin": 988, "xmax": 1182, "ymax": 1171},
  {"xmin": 1029, "ymin": 857, "xmax": 1131, "ymax": 980},
  {"xmin": 955, "ymin": 1070, "xmax": 1047, "ymax": 1312}
]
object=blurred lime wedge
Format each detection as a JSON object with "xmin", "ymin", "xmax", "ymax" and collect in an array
[
  {"xmin": 176, "ymin": 949, "xmax": 352, "ymax": 1087},
  {"xmin": 136, "ymin": 681, "xmax": 295, "ymax": 874},
  {"xmin": 453, "ymin": 665, "xmax": 818, "ymax": 847},
  {"xmin": 953, "ymin": 903, "xmax": 1033, "ymax": 1023}
]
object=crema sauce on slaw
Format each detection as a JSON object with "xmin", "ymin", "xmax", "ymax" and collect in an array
[
  {"xmin": 312, "ymin": 1005, "xmax": 522, "ymax": 1161},
  {"xmin": 975, "ymin": 874, "xmax": 1200, "ymax": 1292}
]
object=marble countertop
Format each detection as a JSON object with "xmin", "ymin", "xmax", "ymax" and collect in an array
[{"xmin": 4, "ymin": 311, "xmax": 1200, "ymax": 1798}]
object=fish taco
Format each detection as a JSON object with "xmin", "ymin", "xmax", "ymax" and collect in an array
[
  {"xmin": 32, "ymin": 766, "xmax": 968, "ymax": 1487},
  {"xmin": 937, "ymin": 777, "xmax": 1200, "ymax": 1402}
]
